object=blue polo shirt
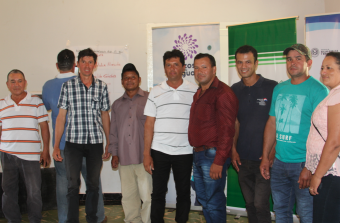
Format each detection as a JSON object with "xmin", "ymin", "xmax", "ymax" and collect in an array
[
  {"xmin": 231, "ymin": 75, "xmax": 277, "ymax": 161},
  {"xmin": 42, "ymin": 73, "xmax": 76, "ymax": 150}
]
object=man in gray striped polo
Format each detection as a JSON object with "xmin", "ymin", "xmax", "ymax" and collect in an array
[{"xmin": 143, "ymin": 49, "xmax": 197, "ymax": 223}]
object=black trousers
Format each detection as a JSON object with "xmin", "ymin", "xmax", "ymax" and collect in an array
[
  {"xmin": 64, "ymin": 142, "xmax": 103, "ymax": 223},
  {"xmin": 238, "ymin": 159, "xmax": 272, "ymax": 223},
  {"xmin": 150, "ymin": 149, "xmax": 193, "ymax": 223}
]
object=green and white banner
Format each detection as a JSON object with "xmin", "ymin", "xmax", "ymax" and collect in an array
[
  {"xmin": 228, "ymin": 18, "xmax": 296, "ymax": 86},
  {"xmin": 227, "ymin": 18, "xmax": 296, "ymax": 209}
]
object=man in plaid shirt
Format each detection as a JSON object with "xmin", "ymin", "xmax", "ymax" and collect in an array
[{"xmin": 53, "ymin": 48, "xmax": 111, "ymax": 223}]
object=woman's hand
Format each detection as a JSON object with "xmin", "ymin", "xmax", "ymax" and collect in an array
[{"xmin": 309, "ymin": 175, "xmax": 322, "ymax": 195}]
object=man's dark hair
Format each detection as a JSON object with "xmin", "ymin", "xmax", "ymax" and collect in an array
[
  {"xmin": 78, "ymin": 48, "xmax": 98, "ymax": 63},
  {"xmin": 7, "ymin": 69, "xmax": 25, "ymax": 81},
  {"xmin": 121, "ymin": 63, "xmax": 140, "ymax": 79},
  {"xmin": 326, "ymin": 52, "xmax": 340, "ymax": 70},
  {"xmin": 163, "ymin": 49, "xmax": 185, "ymax": 67},
  {"xmin": 57, "ymin": 49, "xmax": 75, "ymax": 72},
  {"xmin": 194, "ymin": 53, "xmax": 216, "ymax": 67},
  {"xmin": 235, "ymin": 45, "xmax": 258, "ymax": 63}
]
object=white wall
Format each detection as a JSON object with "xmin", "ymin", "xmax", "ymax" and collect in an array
[{"xmin": 0, "ymin": 0, "xmax": 325, "ymax": 98}]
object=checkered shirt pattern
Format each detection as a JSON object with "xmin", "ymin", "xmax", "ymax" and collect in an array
[{"xmin": 58, "ymin": 76, "xmax": 110, "ymax": 144}]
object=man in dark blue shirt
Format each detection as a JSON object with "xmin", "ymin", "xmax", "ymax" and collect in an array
[{"xmin": 231, "ymin": 45, "xmax": 277, "ymax": 223}]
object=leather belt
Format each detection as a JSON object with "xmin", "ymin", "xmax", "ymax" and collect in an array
[{"xmin": 193, "ymin": 146, "xmax": 213, "ymax": 152}]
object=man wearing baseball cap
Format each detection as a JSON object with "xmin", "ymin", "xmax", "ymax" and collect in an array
[
  {"xmin": 108, "ymin": 63, "xmax": 152, "ymax": 223},
  {"xmin": 260, "ymin": 44, "xmax": 329, "ymax": 222}
]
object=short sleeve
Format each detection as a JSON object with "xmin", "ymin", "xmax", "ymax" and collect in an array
[
  {"xmin": 100, "ymin": 84, "xmax": 110, "ymax": 111},
  {"xmin": 327, "ymin": 88, "xmax": 340, "ymax": 107},
  {"xmin": 312, "ymin": 86, "xmax": 329, "ymax": 111},
  {"xmin": 144, "ymin": 89, "xmax": 157, "ymax": 117},
  {"xmin": 269, "ymin": 86, "xmax": 278, "ymax": 117},
  {"xmin": 37, "ymin": 99, "xmax": 49, "ymax": 123},
  {"xmin": 58, "ymin": 82, "xmax": 69, "ymax": 110}
]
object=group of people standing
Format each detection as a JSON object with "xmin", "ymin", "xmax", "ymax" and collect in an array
[{"xmin": 0, "ymin": 43, "xmax": 339, "ymax": 223}]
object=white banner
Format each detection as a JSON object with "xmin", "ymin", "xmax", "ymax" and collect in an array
[
  {"xmin": 306, "ymin": 13, "xmax": 340, "ymax": 81},
  {"xmin": 152, "ymin": 24, "xmax": 220, "ymax": 86},
  {"xmin": 70, "ymin": 46, "xmax": 129, "ymax": 193}
]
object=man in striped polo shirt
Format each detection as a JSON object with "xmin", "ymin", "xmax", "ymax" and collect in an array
[
  {"xmin": 143, "ymin": 49, "xmax": 197, "ymax": 223},
  {"xmin": 0, "ymin": 69, "xmax": 51, "ymax": 222}
]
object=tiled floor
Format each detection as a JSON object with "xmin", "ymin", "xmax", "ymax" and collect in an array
[{"xmin": 0, "ymin": 205, "xmax": 255, "ymax": 222}]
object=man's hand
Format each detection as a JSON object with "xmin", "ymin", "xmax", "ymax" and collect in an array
[
  {"xmin": 210, "ymin": 163, "xmax": 223, "ymax": 180},
  {"xmin": 111, "ymin": 156, "xmax": 119, "ymax": 169},
  {"xmin": 260, "ymin": 158, "xmax": 271, "ymax": 180},
  {"xmin": 40, "ymin": 149, "xmax": 51, "ymax": 168},
  {"xmin": 143, "ymin": 154, "xmax": 154, "ymax": 175},
  {"xmin": 231, "ymin": 150, "xmax": 241, "ymax": 172},
  {"xmin": 298, "ymin": 167, "xmax": 312, "ymax": 189},
  {"xmin": 52, "ymin": 147, "xmax": 63, "ymax": 162},
  {"xmin": 102, "ymin": 144, "xmax": 110, "ymax": 160}
]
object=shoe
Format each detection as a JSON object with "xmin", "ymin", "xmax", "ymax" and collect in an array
[{"xmin": 101, "ymin": 216, "xmax": 108, "ymax": 223}]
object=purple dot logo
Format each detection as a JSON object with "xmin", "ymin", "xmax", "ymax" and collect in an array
[{"xmin": 173, "ymin": 34, "xmax": 199, "ymax": 60}]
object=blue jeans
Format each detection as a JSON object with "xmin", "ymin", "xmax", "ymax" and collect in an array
[
  {"xmin": 313, "ymin": 174, "xmax": 340, "ymax": 222},
  {"xmin": 193, "ymin": 148, "xmax": 230, "ymax": 223},
  {"xmin": 64, "ymin": 142, "xmax": 103, "ymax": 223},
  {"xmin": 270, "ymin": 158, "xmax": 313, "ymax": 223},
  {"xmin": 1, "ymin": 152, "xmax": 42, "ymax": 223},
  {"xmin": 55, "ymin": 150, "xmax": 105, "ymax": 223}
]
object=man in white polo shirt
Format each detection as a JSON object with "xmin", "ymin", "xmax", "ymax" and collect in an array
[
  {"xmin": 0, "ymin": 69, "xmax": 50, "ymax": 222},
  {"xmin": 143, "ymin": 49, "xmax": 197, "ymax": 223}
]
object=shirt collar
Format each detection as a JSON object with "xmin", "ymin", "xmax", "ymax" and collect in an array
[
  {"xmin": 160, "ymin": 78, "xmax": 191, "ymax": 90},
  {"xmin": 239, "ymin": 74, "xmax": 264, "ymax": 89},
  {"xmin": 198, "ymin": 76, "xmax": 219, "ymax": 89},
  {"xmin": 75, "ymin": 75, "xmax": 97, "ymax": 88},
  {"xmin": 122, "ymin": 88, "xmax": 145, "ymax": 99},
  {"xmin": 56, "ymin": 72, "xmax": 76, "ymax": 79},
  {"xmin": 5, "ymin": 91, "xmax": 31, "ymax": 105}
]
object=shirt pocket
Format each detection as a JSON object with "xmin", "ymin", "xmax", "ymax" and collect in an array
[
  {"xmin": 197, "ymin": 103, "xmax": 213, "ymax": 121},
  {"xmin": 92, "ymin": 97, "xmax": 100, "ymax": 111}
]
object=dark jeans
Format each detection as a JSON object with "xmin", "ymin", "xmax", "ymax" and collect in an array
[
  {"xmin": 150, "ymin": 149, "xmax": 193, "ymax": 223},
  {"xmin": 193, "ymin": 148, "xmax": 230, "ymax": 223},
  {"xmin": 64, "ymin": 142, "xmax": 103, "ymax": 223},
  {"xmin": 238, "ymin": 159, "xmax": 271, "ymax": 223},
  {"xmin": 313, "ymin": 174, "xmax": 340, "ymax": 222},
  {"xmin": 0, "ymin": 152, "xmax": 42, "ymax": 223}
]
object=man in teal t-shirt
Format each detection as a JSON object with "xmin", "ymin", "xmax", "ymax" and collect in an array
[{"xmin": 260, "ymin": 44, "xmax": 329, "ymax": 223}]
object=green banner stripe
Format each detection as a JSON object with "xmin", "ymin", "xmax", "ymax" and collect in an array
[
  {"xmin": 228, "ymin": 18, "xmax": 296, "ymax": 54},
  {"xmin": 229, "ymin": 52, "xmax": 285, "ymax": 60},
  {"xmin": 229, "ymin": 62, "xmax": 286, "ymax": 67},
  {"xmin": 229, "ymin": 57, "xmax": 286, "ymax": 64}
]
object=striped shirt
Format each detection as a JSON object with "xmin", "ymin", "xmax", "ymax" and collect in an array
[
  {"xmin": 58, "ymin": 76, "xmax": 110, "ymax": 144},
  {"xmin": 144, "ymin": 79, "xmax": 197, "ymax": 155},
  {"xmin": 0, "ymin": 92, "xmax": 48, "ymax": 161}
]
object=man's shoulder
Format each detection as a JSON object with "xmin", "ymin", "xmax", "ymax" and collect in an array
[
  {"xmin": 262, "ymin": 77, "xmax": 278, "ymax": 87},
  {"xmin": 231, "ymin": 80, "xmax": 242, "ymax": 91}
]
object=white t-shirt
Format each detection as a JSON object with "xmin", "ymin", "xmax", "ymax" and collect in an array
[
  {"xmin": 0, "ymin": 92, "xmax": 48, "ymax": 161},
  {"xmin": 144, "ymin": 79, "xmax": 197, "ymax": 155}
]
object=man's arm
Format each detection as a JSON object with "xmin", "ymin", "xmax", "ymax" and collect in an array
[
  {"xmin": 260, "ymin": 116, "xmax": 276, "ymax": 179},
  {"xmin": 53, "ymin": 108, "xmax": 67, "ymax": 162},
  {"xmin": 39, "ymin": 121, "xmax": 51, "ymax": 168},
  {"xmin": 211, "ymin": 91, "xmax": 238, "ymax": 180},
  {"xmin": 101, "ymin": 110, "xmax": 110, "ymax": 160},
  {"xmin": 143, "ymin": 116, "xmax": 156, "ymax": 175},
  {"xmin": 108, "ymin": 106, "xmax": 119, "ymax": 169},
  {"xmin": 231, "ymin": 118, "xmax": 241, "ymax": 172}
]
